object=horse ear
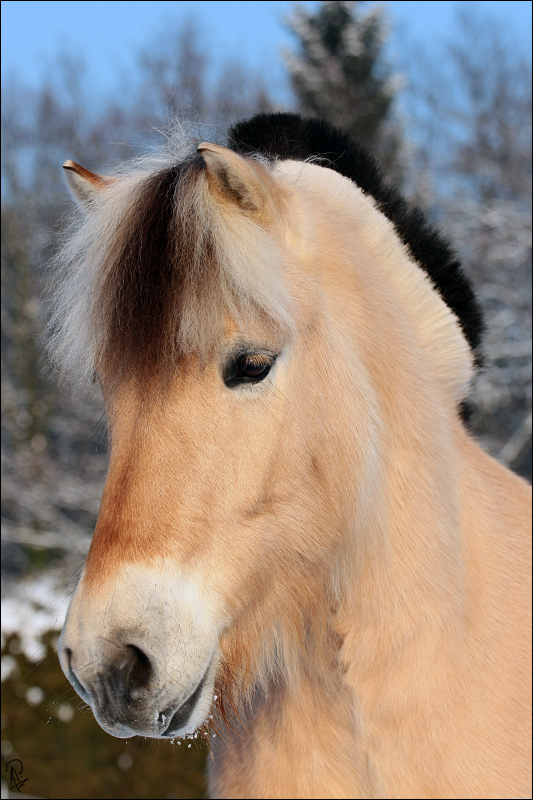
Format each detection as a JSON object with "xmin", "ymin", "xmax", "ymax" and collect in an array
[
  {"xmin": 197, "ymin": 142, "xmax": 270, "ymax": 215},
  {"xmin": 63, "ymin": 160, "xmax": 111, "ymax": 209}
]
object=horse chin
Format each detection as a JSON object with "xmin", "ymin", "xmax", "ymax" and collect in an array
[{"xmin": 160, "ymin": 665, "xmax": 215, "ymax": 738}]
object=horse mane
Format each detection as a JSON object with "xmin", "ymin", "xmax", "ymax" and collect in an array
[{"xmin": 227, "ymin": 113, "xmax": 484, "ymax": 365}]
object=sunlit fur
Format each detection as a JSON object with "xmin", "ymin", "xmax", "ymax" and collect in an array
[{"xmin": 53, "ymin": 117, "xmax": 531, "ymax": 799}]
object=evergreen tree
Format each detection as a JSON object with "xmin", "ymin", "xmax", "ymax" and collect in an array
[{"xmin": 284, "ymin": 0, "xmax": 404, "ymax": 180}]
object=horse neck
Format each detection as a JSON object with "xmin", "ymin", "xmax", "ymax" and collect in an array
[{"xmin": 284, "ymin": 164, "xmax": 477, "ymax": 662}]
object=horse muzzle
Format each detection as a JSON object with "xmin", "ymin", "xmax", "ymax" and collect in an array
[{"xmin": 58, "ymin": 563, "xmax": 220, "ymax": 738}]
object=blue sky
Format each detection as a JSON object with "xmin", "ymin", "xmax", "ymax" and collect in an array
[{"xmin": 2, "ymin": 0, "xmax": 532, "ymax": 106}]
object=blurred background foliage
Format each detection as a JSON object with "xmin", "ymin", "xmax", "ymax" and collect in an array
[{"xmin": 1, "ymin": 2, "xmax": 531, "ymax": 798}]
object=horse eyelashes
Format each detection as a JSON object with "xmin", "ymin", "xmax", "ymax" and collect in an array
[
  {"xmin": 223, "ymin": 352, "xmax": 277, "ymax": 388},
  {"xmin": 237, "ymin": 354, "xmax": 273, "ymax": 378}
]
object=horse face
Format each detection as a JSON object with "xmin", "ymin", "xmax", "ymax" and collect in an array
[
  {"xmin": 59, "ymin": 313, "xmax": 351, "ymax": 737},
  {"xmin": 58, "ymin": 146, "xmax": 368, "ymax": 738}
]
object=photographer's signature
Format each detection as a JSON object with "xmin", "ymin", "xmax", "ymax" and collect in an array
[{"xmin": 6, "ymin": 759, "xmax": 29, "ymax": 792}]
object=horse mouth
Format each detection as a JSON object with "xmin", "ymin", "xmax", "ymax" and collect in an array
[{"xmin": 162, "ymin": 668, "xmax": 209, "ymax": 736}]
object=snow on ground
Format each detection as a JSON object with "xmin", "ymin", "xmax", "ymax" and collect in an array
[{"xmin": 1, "ymin": 566, "xmax": 78, "ymax": 671}]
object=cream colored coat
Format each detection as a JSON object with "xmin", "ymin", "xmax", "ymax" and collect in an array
[{"xmin": 57, "ymin": 143, "xmax": 531, "ymax": 799}]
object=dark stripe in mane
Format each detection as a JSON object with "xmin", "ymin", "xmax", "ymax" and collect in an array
[
  {"xmin": 227, "ymin": 113, "xmax": 484, "ymax": 364},
  {"xmin": 98, "ymin": 155, "xmax": 216, "ymax": 381}
]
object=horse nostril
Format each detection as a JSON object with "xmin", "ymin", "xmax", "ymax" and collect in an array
[{"xmin": 124, "ymin": 644, "xmax": 152, "ymax": 697}]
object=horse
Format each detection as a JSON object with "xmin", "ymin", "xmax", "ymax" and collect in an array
[{"xmin": 52, "ymin": 113, "xmax": 531, "ymax": 799}]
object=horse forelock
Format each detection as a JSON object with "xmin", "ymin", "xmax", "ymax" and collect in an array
[
  {"xmin": 48, "ymin": 143, "xmax": 293, "ymax": 388},
  {"xmin": 96, "ymin": 156, "xmax": 214, "ymax": 382}
]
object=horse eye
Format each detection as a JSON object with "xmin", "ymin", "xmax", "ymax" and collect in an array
[
  {"xmin": 224, "ymin": 353, "xmax": 276, "ymax": 388},
  {"xmin": 237, "ymin": 354, "xmax": 273, "ymax": 379}
]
